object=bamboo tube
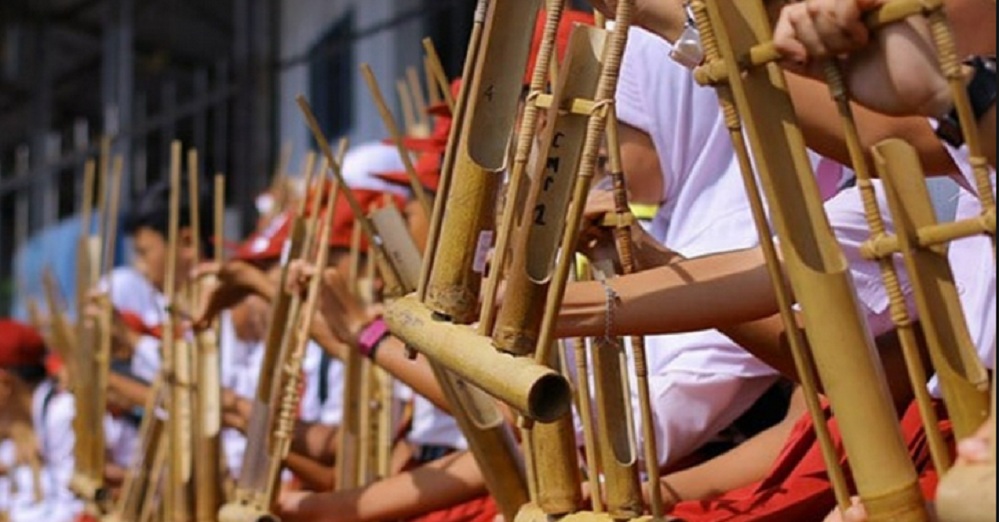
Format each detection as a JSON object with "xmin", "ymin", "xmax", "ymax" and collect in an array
[
  {"xmin": 191, "ymin": 158, "xmax": 224, "ymax": 522},
  {"xmin": 407, "ymin": 66, "xmax": 430, "ymax": 130},
  {"xmin": 570, "ymin": 267, "xmax": 604, "ymax": 513},
  {"xmin": 531, "ymin": 344, "xmax": 583, "ymax": 515},
  {"xmin": 872, "ymin": 140, "xmax": 990, "ymax": 438},
  {"xmin": 689, "ymin": 0, "xmax": 853, "ymax": 511},
  {"xmin": 422, "ymin": 38, "xmax": 455, "ymax": 113},
  {"xmin": 604, "ymin": 107, "xmax": 665, "ymax": 517},
  {"xmin": 416, "ymin": 0, "xmax": 484, "ymax": 302},
  {"xmin": 589, "ymin": 334, "xmax": 642, "ymax": 518},
  {"xmin": 494, "ymin": 25, "xmax": 606, "ymax": 355},
  {"xmin": 534, "ymin": 0, "xmax": 631, "ymax": 368},
  {"xmin": 396, "ymin": 78, "xmax": 420, "ymax": 136},
  {"xmin": 924, "ymin": 7, "xmax": 996, "ymax": 258},
  {"xmin": 480, "ymin": 0, "xmax": 568, "ymax": 337},
  {"xmin": 385, "ymin": 294, "xmax": 570, "ymax": 422},
  {"xmin": 693, "ymin": 1, "xmax": 927, "ymax": 519},
  {"xmin": 165, "ymin": 141, "xmax": 194, "ymax": 521},
  {"xmin": 262, "ymin": 173, "xmax": 339, "ymax": 510},
  {"xmin": 360, "ymin": 64, "xmax": 433, "ymax": 216},
  {"xmin": 424, "ymin": 0, "xmax": 538, "ymax": 322}
]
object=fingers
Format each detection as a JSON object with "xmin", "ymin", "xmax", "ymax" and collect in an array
[
  {"xmin": 774, "ymin": 0, "xmax": 872, "ymax": 67},
  {"xmin": 956, "ymin": 432, "xmax": 991, "ymax": 465}
]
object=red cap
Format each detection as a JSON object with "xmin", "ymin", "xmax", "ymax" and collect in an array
[
  {"xmin": 426, "ymin": 79, "xmax": 462, "ymax": 118},
  {"xmin": 327, "ymin": 188, "xmax": 406, "ymax": 252},
  {"xmin": 233, "ymin": 211, "xmax": 294, "ymax": 262},
  {"xmin": 524, "ymin": 10, "xmax": 595, "ymax": 86},
  {"xmin": 374, "ymin": 149, "xmax": 442, "ymax": 194},
  {"xmin": 0, "ymin": 320, "xmax": 47, "ymax": 368},
  {"xmin": 390, "ymin": 113, "xmax": 451, "ymax": 155}
]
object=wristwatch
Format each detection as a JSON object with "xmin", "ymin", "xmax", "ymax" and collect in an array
[
  {"xmin": 357, "ymin": 317, "xmax": 390, "ymax": 359},
  {"xmin": 935, "ymin": 55, "xmax": 997, "ymax": 148}
]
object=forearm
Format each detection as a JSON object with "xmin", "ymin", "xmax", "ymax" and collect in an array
[
  {"xmin": 557, "ymin": 247, "xmax": 778, "ymax": 339},
  {"xmin": 787, "ymin": 74, "xmax": 956, "ymax": 176},
  {"xmin": 290, "ymin": 422, "xmax": 338, "ymax": 464},
  {"xmin": 107, "ymin": 372, "xmax": 151, "ymax": 409},
  {"xmin": 285, "ymin": 451, "xmax": 485, "ymax": 522},
  {"xmin": 284, "ymin": 452, "xmax": 336, "ymax": 492},
  {"xmin": 371, "ymin": 337, "xmax": 450, "ymax": 414},
  {"xmin": 655, "ymin": 389, "xmax": 806, "ymax": 505}
]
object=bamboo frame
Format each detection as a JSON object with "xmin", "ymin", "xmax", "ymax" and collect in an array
[{"xmin": 691, "ymin": 1, "xmax": 927, "ymax": 518}]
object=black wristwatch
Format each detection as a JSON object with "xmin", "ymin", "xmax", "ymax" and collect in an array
[{"xmin": 935, "ymin": 55, "xmax": 997, "ymax": 148}]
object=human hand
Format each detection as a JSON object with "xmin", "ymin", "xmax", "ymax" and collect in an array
[
  {"xmin": 316, "ymin": 268, "xmax": 374, "ymax": 348},
  {"xmin": 586, "ymin": 0, "xmax": 687, "ymax": 42},
  {"xmin": 773, "ymin": 0, "xmax": 952, "ymax": 117},
  {"xmin": 955, "ymin": 414, "xmax": 994, "ymax": 466},
  {"xmin": 192, "ymin": 260, "xmax": 273, "ymax": 328}
]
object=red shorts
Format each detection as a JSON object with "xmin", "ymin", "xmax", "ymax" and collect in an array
[{"xmin": 668, "ymin": 400, "xmax": 952, "ymax": 521}]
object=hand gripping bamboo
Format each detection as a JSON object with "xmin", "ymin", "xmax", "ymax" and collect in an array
[{"xmin": 691, "ymin": 1, "xmax": 927, "ymax": 519}]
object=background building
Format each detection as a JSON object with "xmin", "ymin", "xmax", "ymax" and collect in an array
[{"xmin": 0, "ymin": 0, "xmax": 510, "ymax": 315}]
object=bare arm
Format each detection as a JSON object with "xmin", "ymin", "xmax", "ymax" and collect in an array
[
  {"xmin": 652, "ymin": 388, "xmax": 807, "ymax": 506},
  {"xmin": 787, "ymin": 73, "xmax": 956, "ymax": 175},
  {"xmin": 557, "ymin": 247, "xmax": 777, "ymax": 339},
  {"xmin": 278, "ymin": 450, "xmax": 486, "ymax": 522}
]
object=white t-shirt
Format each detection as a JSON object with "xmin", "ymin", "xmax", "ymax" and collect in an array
[
  {"xmin": 219, "ymin": 311, "xmax": 266, "ymax": 477},
  {"xmin": 0, "ymin": 382, "xmax": 82, "ymax": 521},
  {"xmin": 928, "ymin": 144, "xmax": 996, "ymax": 397},
  {"xmin": 408, "ymin": 396, "xmax": 467, "ymax": 451},
  {"xmin": 300, "ymin": 345, "xmax": 344, "ymax": 426},
  {"xmin": 615, "ymin": 27, "xmax": 776, "ymax": 380}
]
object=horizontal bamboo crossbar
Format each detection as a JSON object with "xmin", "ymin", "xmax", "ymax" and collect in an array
[
  {"xmin": 861, "ymin": 209, "xmax": 996, "ymax": 259},
  {"xmin": 384, "ymin": 293, "xmax": 572, "ymax": 423}
]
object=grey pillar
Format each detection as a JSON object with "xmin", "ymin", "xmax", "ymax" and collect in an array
[{"xmin": 102, "ymin": 0, "xmax": 134, "ymax": 203}]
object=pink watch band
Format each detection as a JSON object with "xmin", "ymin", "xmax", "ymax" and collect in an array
[{"xmin": 357, "ymin": 317, "xmax": 390, "ymax": 358}]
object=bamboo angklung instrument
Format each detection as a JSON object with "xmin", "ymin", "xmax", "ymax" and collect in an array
[
  {"xmin": 520, "ymin": 0, "xmax": 640, "ymax": 518},
  {"xmin": 257, "ymin": 175, "xmax": 340, "ymax": 521},
  {"xmin": 818, "ymin": 60, "xmax": 951, "ymax": 477},
  {"xmin": 70, "ymin": 146, "xmax": 122, "ymax": 515},
  {"xmin": 328, "ymin": 7, "xmax": 546, "ymax": 515},
  {"xmin": 218, "ymin": 153, "xmax": 325, "ymax": 522},
  {"xmin": 873, "ymin": 140, "xmax": 994, "ymax": 521},
  {"xmin": 379, "ymin": 0, "xmax": 572, "ymax": 425},
  {"xmin": 690, "ymin": 0, "xmax": 929, "ymax": 518}
]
